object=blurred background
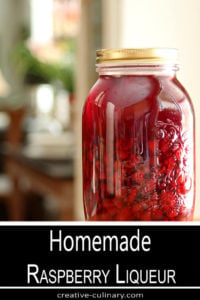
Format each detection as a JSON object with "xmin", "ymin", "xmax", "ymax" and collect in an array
[{"xmin": 0, "ymin": 0, "xmax": 199, "ymax": 221}]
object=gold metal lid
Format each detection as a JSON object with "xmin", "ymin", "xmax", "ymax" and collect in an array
[{"xmin": 96, "ymin": 48, "xmax": 178, "ymax": 64}]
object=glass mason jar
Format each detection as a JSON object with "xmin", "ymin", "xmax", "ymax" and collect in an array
[{"xmin": 82, "ymin": 48, "xmax": 195, "ymax": 221}]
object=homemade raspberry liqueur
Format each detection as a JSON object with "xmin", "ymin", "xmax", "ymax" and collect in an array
[{"xmin": 82, "ymin": 48, "xmax": 195, "ymax": 221}]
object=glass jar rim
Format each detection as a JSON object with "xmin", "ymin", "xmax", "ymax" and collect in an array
[{"xmin": 96, "ymin": 48, "xmax": 179, "ymax": 64}]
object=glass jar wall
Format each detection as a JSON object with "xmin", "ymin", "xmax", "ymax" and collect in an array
[{"xmin": 82, "ymin": 48, "xmax": 195, "ymax": 221}]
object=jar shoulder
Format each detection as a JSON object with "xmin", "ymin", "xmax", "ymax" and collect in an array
[
  {"xmin": 168, "ymin": 77, "xmax": 194, "ymax": 108},
  {"xmin": 83, "ymin": 75, "xmax": 194, "ymax": 113}
]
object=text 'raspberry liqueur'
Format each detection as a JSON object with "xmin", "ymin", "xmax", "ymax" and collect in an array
[{"xmin": 82, "ymin": 48, "xmax": 195, "ymax": 221}]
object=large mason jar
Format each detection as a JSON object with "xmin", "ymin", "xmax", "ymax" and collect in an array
[{"xmin": 82, "ymin": 48, "xmax": 195, "ymax": 221}]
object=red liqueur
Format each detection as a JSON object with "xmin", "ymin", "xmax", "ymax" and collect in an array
[{"xmin": 82, "ymin": 48, "xmax": 195, "ymax": 221}]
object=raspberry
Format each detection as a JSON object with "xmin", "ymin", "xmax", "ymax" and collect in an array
[
  {"xmin": 160, "ymin": 190, "xmax": 175, "ymax": 203},
  {"xmin": 118, "ymin": 150, "xmax": 128, "ymax": 160},
  {"xmin": 115, "ymin": 207, "xmax": 132, "ymax": 221},
  {"xmin": 157, "ymin": 181, "xmax": 167, "ymax": 191},
  {"xmin": 170, "ymin": 181, "xmax": 176, "ymax": 189},
  {"xmin": 123, "ymin": 161, "xmax": 133, "ymax": 171},
  {"xmin": 124, "ymin": 177, "xmax": 132, "ymax": 187},
  {"xmin": 132, "ymin": 170, "xmax": 145, "ymax": 183},
  {"xmin": 177, "ymin": 174, "xmax": 191, "ymax": 194},
  {"xmin": 151, "ymin": 192, "xmax": 158, "ymax": 201},
  {"xmin": 158, "ymin": 108, "xmax": 182, "ymax": 127},
  {"xmin": 159, "ymin": 191, "xmax": 180, "ymax": 219},
  {"xmin": 127, "ymin": 187, "xmax": 138, "ymax": 203},
  {"xmin": 166, "ymin": 207, "xmax": 179, "ymax": 219},
  {"xmin": 133, "ymin": 154, "xmax": 141, "ymax": 164},
  {"xmin": 117, "ymin": 138, "xmax": 134, "ymax": 152},
  {"xmin": 100, "ymin": 212, "xmax": 113, "ymax": 221},
  {"xmin": 132, "ymin": 202, "xmax": 144, "ymax": 214},
  {"xmin": 102, "ymin": 199, "xmax": 115, "ymax": 212},
  {"xmin": 114, "ymin": 198, "xmax": 125, "ymax": 209},
  {"xmin": 140, "ymin": 209, "xmax": 152, "ymax": 221},
  {"xmin": 117, "ymin": 139, "xmax": 134, "ymax": 160},
  {"xmin": 142, "ymin": 178, "xmax": 156, "ymax": 194},
  {"xmin": 175, "ymin": 148, "xmax": 183, "ymax": 161},
  {"xmin": 165, "ymin": 157, "xmax": 176, "ymax": 177},
  {"xmin": 165, "ymin": 156, "xmax": 176, "ymax": 167},
  {"xmin": 160, "ymin": 139, "xmax": 171, "ymax": 153},
  {"xmin": 151, "ymin": 208, "xmax": 163, "ymax": 220}
]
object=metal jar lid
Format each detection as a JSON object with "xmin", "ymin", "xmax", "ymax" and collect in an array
[{"xmin": 96, "ymin": 48, "xmax": 178, "ymax": 64}]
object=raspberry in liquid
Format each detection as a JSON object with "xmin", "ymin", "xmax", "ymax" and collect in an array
[{"xmin": 82, "ymin": 74, "xmax": 195, "ymax": 221}]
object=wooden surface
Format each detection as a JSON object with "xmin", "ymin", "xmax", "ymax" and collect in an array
[{"xmin": 3, "ymin": 147, "xmax": 74, "ymax": 221}]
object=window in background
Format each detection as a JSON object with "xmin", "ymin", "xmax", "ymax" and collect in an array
[
  {"xmin": 53, "ymin": 0, "xmax": 80, "ymax": 39},
  {"xmin": 31, "ymin": 0, "xmax": 54, "ymax": 45},
  {"xmin": 25, "ymin": 0, "xmax": 80, "ymax": 133}
]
